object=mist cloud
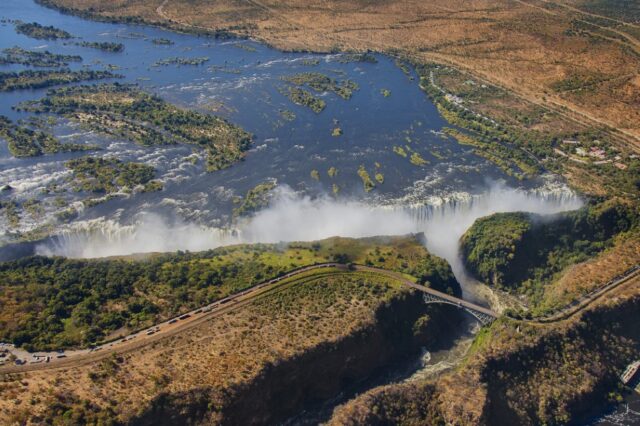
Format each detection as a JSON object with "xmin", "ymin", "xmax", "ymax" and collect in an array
[{"xmin": 37, "ymin": 185, "xmax": 583, "ymax": 274}]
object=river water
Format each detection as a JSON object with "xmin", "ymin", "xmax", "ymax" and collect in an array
[
  {"xmin": 2, "ymin": 2, "xmax": 631, "ymax": 424},
  {"xmin": 0, "ymin": 0, "xmax": 581, "ymax": 261},
  {"xmin": 590, "ymin": 392, "xmax": 640, "ymax": 426}
]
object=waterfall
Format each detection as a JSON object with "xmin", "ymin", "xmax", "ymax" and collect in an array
[{"xmin": 35, "ymin": 183, "xmax": 582, "ymax": 265}]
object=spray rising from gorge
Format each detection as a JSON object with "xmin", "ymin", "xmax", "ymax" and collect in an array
[{"xmin": 37, "ymin": 184, "xmax": 583, "ymax": 274}]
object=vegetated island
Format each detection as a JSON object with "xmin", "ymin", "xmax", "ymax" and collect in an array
[
  {"xmin": 278, "ymin": 86, "xmax": 326, "ymax": 113},
  {"xmin": 232, "ymin": 180, "xmax": 277, "ymax": 218},
  {"xmin": 151, "ymin": 37, "xmax": 174, "ymax": 45},
  {"xmin": 0, "ymin": 115, "xmax": 97, "ymax": 157},
  {"xmin": 0, "ymin": 46, "xmax": 82, "ymax": 67},
  {"xmin": 335, "ymin": 52, "xmax": 378, "ymax": 63},
  {"xmin": 76, "ymin": 41, "xmax": 125, "ymax": 52},
  {"xmin": 152, "ymin": 56, "xmax": 209, "ymax": 66},
  {"xmin": 0, "ymin": 69, "xmax": 121, "ymax": 92},
  {"xmin": 282, "ymin": 72, "xmax": 358, "ymax": 100},
  {"xmin": 357, "ymin": 165, "xmax": 376, "ymax": 192},
  {"xmin": 17, "ymin": 84, "xmax": 252, "ymax": 171},
  {"xmin": 65, "ymin": 156, "xmax": 158, "ymax": 194},
  {"xmin": 14, "ymin": 21, "xmax": 73, "ymax": 39}
]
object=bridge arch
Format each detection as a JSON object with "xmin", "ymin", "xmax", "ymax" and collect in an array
[{"xmin": 422, "ymin": 293, "xmax": 496, "ymax": 326}]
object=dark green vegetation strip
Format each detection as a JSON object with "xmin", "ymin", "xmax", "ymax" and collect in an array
[
  {"xmin": 0, "ymin": 69, "xmax": 121, "ymax": 91},
  {"xmin": 18, "ymin": 84, "xmax": 252, "ymax": 171},
  {"xmin": 14, "ymin": 21, "xmax": 73, "ymax": 40},
  {"xmin": 65, "ymin": 156, "xmax": 157, "ymax": 194},
  {"xmin": 76, "ymin": 41, "xmax": 124, "ymax": 52},
  {"xmin": 416, "ymin": 62, "xmax": 640, "ymax": 197},
  {"xmin": 460, "ymin": 200, "xmax": 639, "ymax": 312},
  {"xmin": 416, "ymin": 63, "xmax": 541, "ymax": 180},
  {"xmin": 0, "ymin": 115, "xmax": 97, "ymax": 157},
  {"xmin": 152, "ymin": 56, "xmax": 209, "ymax": 66},
  {"xmin": 0, "ymin": 46, "xmax": 82, "ymax": 67},
  {"xmin": 0, "ymin": 236, "xmax": 457, "ymax": 351}
]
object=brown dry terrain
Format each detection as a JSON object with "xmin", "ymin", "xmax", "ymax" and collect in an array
[
  {"xmin": 5, "ymin": 1, "xmax": 639, "ymax": 424},
  {"xmin": 0, "ymin": 269, "xmax": 444, "ymax": 424},
  {"xmin": 330, "ymin": 273, "xmax": 640, "ymax": 425},
  {"xmin": 39, "ymin": 0, "xmax": 640, "ymax": 150},
  {"xmin": 539, "ymin": 228, "xmax": 640, "ymax": 310}
]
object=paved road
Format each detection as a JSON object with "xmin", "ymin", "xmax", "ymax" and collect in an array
[
  {"xmin": 3, "ymin": 262, "xmax": 636, "ymax": 373},
  {"xmin": 531, "ymin": 264, "xmax": 640, "ymax": 323},
  {"xmin": 0, "ymin": 263, "xmax": 492, "ymax": 373}
]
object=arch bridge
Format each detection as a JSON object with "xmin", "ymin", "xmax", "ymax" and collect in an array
[
  {"xmin": 355, "ymin": 265, "xmax": 498, "ymax": 326},
  {"xmin": 421, "ymin": 293, "xmax": 496, "ymax": 325}
]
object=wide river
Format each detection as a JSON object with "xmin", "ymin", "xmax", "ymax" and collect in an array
[
  {"xmin": 0, "ymin": 1, "xmax": 636, "ymax": 424},
  {"xmin": 0, "ymin": 0, "xmax": 582, "ymax": 262}
]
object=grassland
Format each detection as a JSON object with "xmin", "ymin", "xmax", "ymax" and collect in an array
[
  {"xmin": 18, "ymin": 84, "xmax": 252, "ymax": 171},
  {"xmin": 0, "ymin": 267, "xmax": 428, "ymax": 424},
  {"xmin": 0, "ymin": 235, "xmax": 457, "ymax": 351}
]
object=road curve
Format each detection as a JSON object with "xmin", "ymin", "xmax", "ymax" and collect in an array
[
  {"xmin": 0, "ymin": 263, "xmax": 491, "ymax": 374},
  {"xmin": 5, "ymin": 262, "xmax": 635, "ymax": 373}
]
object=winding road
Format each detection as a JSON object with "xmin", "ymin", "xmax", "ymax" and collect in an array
[
  {"xmin": 0, "ymin": 263, "xmax": 492, "ymax": 373},
  {"xmin": 1, "ymin": 262, "xmax": 638, "ymax": 374}
]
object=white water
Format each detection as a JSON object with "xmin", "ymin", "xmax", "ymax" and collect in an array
[{"xmin": 37, "ymin": 183, "xmax": 583, "ymax": 273}]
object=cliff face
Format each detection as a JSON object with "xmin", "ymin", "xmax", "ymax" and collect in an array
[
  {"xmin": 131, "ymin": 291, "xmax": 460, "ymax": 425},
  {"xmin": 433, "ymin": 287, "xmax": 640, "ymax": 426},
  {"xmin": 329, "ymin": 381, "xmax": 444, "ymax": 426},
  {"xmin": 327, "ymin": 284, "xmax": 640, "ymax": 426},
  {"xmin": 480, "ymin": 293, "xmax": 640, "ymax": 425}
]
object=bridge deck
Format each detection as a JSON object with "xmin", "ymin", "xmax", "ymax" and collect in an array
[{"xmin": 355, "ymin": 265, "xmax": 497, "ymax": 318}]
